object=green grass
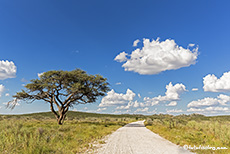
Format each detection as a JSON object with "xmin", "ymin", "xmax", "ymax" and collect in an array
[
  {"xmin": 145, "ymin": 114, "xmax": 230, "ymax": 154},
  {"xmin": 0, "ymin": 111, "xmax": 140, "ymax": 154},
  {"xmin": 1, "ymin": 111, "xmax": 230, "ymax": 154}
]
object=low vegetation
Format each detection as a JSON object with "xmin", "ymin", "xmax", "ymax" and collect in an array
[
  {"xmin": 0, "ymin": 111, "xmax": 141, "ymax": 154},
  {"xmin": 1, "ymin": 111, "xmax": 229, "ymax": 154},
  {"xmin": 145, "ymin": 114, "xmax": 230, "ymax": 154}
]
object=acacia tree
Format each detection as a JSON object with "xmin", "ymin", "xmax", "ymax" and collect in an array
[{"xmin": 8, "ymin": 69, "xmax": 109, "ymax": 125}]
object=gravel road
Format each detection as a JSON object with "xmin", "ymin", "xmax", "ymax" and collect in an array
[{"xmin": 97, "ymin": 121, "xmax": 194, "ymax": 154}]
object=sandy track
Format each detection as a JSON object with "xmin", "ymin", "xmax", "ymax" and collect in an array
[{"xmin": 96, "ymin": 121, "xmax": 194, "ymax": 154}]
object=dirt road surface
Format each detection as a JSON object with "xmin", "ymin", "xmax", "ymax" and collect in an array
[{"xmin": 96, "ymin": 121, "xmax": 194, "ymax": 154}]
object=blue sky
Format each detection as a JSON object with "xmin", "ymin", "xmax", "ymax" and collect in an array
[{"xmin": 0, "ymin": 0, "xmax": 230, "ymax": 115}]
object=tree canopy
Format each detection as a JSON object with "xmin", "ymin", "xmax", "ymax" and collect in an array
[{"xmin": 8, "ymin": 69, "xmax": 110, "ymax": 124}]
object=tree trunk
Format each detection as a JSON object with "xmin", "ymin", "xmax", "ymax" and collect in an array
[
  {"xmin": 57, "ymin": 111, "xmax": 66, "ymax": 125},
  {"xmin": 50, "ymin": 102, "xmax": 68, "ymax": 125}
]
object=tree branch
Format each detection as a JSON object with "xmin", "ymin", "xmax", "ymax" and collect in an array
[
  {"xmin": 50, "ymin": 102, "xmax": 59, "ymax": 119},
  {"xmin": 55, "ymin": 91, "xmax": 63, "ymax": 106},
  {"xmin": 63, "ymin": 93, "xmax": 75, "ymax": 106},
  {"xmin": 52, "ymin": 96, "xmax": 61, "ymax": 110},
  {"xmin": 64, "ymin": 94, "xmax": 84, "ymax": 108}
]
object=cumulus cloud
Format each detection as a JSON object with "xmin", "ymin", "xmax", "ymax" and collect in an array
[
  {"xmin": 115, "ymin": 106, "xmax": 127, "ymax": 110},
  {"xmin": 115, "ymin": 82, "xmax": 121, "ymax": 85},
  {"xmin": 100, "ymin": 82, "xmax": 186, "ymax": 112},
  {"xmin": 99, "ymin": 89, "xmax": 136, "ymax": 107},
  {"xmin": 114, "ymin": 51, "xmax": 128, "ymax": 62},
  {"xmin": 138, "ymin": 93, "xmax": 141, "ymax": 98},
  {"xmin": 133, "ymin": 39, "xmax": 140, "ymax": 47},
  {"xmin": 134, "ymin": 107, "xmax": 149, "ymax": 113},
  {"xmin": 166, "ymin": 109, "xmax": 183, "ymax": 113},
  {"xmin": 99, "ymin": 82, "xmax": 187, "ymax": 112},
  {"xmin": 115, "ymin": 100, "xmax": 144, "ymax": 110},
  {"xmin": 115, "ymin": 38, "xmax": 198, "ymax": 75},
  {"xmin": 217, "ymin": 94, "xmax": 230, "ymax": 105},
  {"xmin": 164, "ymin": 82, "xmax": 187, "ymax": 100},
  {"xmin": 203, "ymin": 71, "xmax": 230, "ymax": 92},
  {"xmin": 187, "ymin": 97, "xmax": 219, "ymax": 108},
  {"xmin": 97, "ymin": 108, "xmax": 107, "ymax": 112},
  {"xmin": 187, "ymin": 107, "xmax": 229, "ymax": 113},
  {"xmin": 0, "ymin": 60, "xmax": 17, "ymax": 80},
  {"xmin": 0, "ymin": 84, "xmax": 4, "ymax": 97},
  {"xmin": 133, "ymin": 101, "xmax": 140, "ymax": 108},
  {"xmin": 187, "ymin": 94, "xmax": 230, "ymax": 108},
  {"xmin": 143, "ymin": 82, "xmax": 187, "ymax": 106},
  {"xmin": 38, "ymin": 72, "xmax": 44, "ymax": 78},
  {"xmin": 115, "ymin": 101, "xmax": 134, "ymax": 110},
  {"xmin": 5, "ymin": 93, "xmax": 10, "ymax": 97},
  {"xmin": 166, "ymin": 101, "xmax": 177, "ymax": 106},
  {"xmin": 188, "ymin": 43, "xmax": 195, "ymax": 47},
  {"xmin": 192, "ymin": 88, "xmax": 198, "ymax": 91}
]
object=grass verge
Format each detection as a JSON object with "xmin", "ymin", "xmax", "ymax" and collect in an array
[
  {"xmin": 0, "ymin": 111, "xmax": 140, "ymax": 154},
  {"xmin": 145, "ymin": 114, "xmax": 230, "ymax": 154}
]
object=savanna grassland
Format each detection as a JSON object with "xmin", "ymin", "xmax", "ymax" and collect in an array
[
  {"xmin": 1, "ymin": 112, "xmax": 230, "ymax": 154},
  {"xmin": 0, "ymin": 111, "xmax": 142, "ymax": 154},
  {"xmin": 145, "ymin": 114, "xmax": 230, "ymax": 154}
]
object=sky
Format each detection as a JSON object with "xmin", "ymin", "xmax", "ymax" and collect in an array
[{"xmin": 0, "ymin": 0, "xmax": 230, "ymax": 116}]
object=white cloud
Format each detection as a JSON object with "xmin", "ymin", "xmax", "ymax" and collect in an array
[
  {"xmin": 187, "ymin": 108, "xmax": 203, "ymax": 112},
  {"xmin": 133, "ymin": 39, "xmax": 140, "ymax": 47},
  {"xmin": 138, "ymin": 93, "xmax": 141, "ymax": 98},
  {"xmin": 134, "ymin": 107, "xmax": 149, "ymax": 113},
  {"xmin": 97, "ymin": 108, "xmax": 107, "ymax": 112},
  {"xmin": 5, "ymin": 93, "xmax": 10, "ymax": 97},
  {"xmin": 0, "ymin": 60, "xmax": 17, "ymax": 80},
  {"xmin": 114, "ymin": 51, "xmax": 128, "ymax": 62},
  {"xmin": 187, "ymin": 94, "xmax": 230, "ymax": 108},
  {"xmin": 188, "ymin": 43, "xmax": 195, "ymax": 47},
  {"xmin": 100, "ymin": 82, "xmax": 186, "ymax": 111},
  {"xmin": 115, "ymin": 100, "xmax": 145, "ymax": 110},
  {"xmin": 99, "ymin": 89, "xmax": 136, "ymax": 107},
  {"xmin": 133, "ymin": 101, "xmax": 140, "ymax": 108},
  {"xmin": 0, "ymin": 84, "xmax": 5, "ymax": 97},
  {"xmin": 38, "ymin": 72, "xmax": 44, "ymax": 78},
  {"xmin": 203, "ymin": 71, "xmax": 230, "ymax": 92},
  {"xmin": 192, "ymin": 88, "xmax": 198, "ymax": 91},
  {"xmin": 166, "ymin": 101, "xmax": 177, "ymax": 106},
  {"xmin": 115, "ymin": 101, "xmax": 134, "ymax": 110},
  {"xmin": 217, "ymin": 94, "xmax": 230, "ymax": 105},
  {"xmin": 164, "ymin": 82, "xmax": 187, "ymax": 100},
  {"xmin": 115, "ymin": 82, "xmax": 122, "ymax": 85},
  {"xmin": 143, "ymin": 82, "xmax": 187, "ymax": 106},
  {"xmin": 187, "ymin": 107, "xmax": 229, "ymax": 113},
  {"xmin": 115, "ymin": 38, "xmax": 198, "ymax": 75},
  {"xmin": 166, "ymin": 109, "xmax": 183, "ymax": 113},
  {"xmin": 199, "ymin": 106, "xmax": 229, "ymax": 112},
  {"xmin": 140, "ymin": 102, "xmax": 148, "ymax": 107},
  {"xmin": 187, "ymin": 97, "xmax": 219, "ymax": 108},
  {"xmin": 116, "ymin": 106, "xmax": 129, "ymax": 110}
]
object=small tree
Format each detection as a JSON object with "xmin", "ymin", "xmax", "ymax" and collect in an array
[{"xmin": 8, "ymin": 69, "xmax": 109, "ymax": 125}]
